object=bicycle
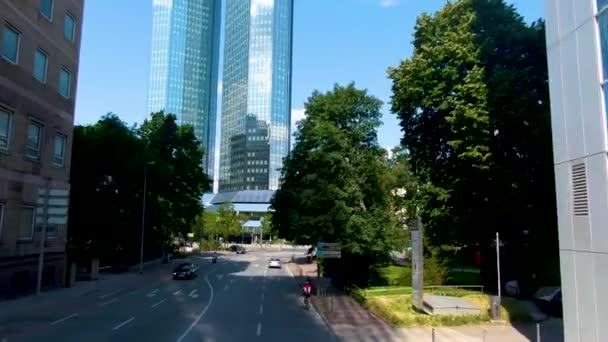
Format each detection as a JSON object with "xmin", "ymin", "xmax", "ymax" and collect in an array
[{"xmin": 303, "ymin": 295, "xmax": 310, "ymax": 310}]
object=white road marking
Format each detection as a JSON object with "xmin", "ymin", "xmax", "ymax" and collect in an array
[
  {"xmin": 216, "ymin": 274, "xmax": 224, "ymax": 280},
  {"xmin": 223, "ymin": 284, "xmax": 228, "ymax": 291},
  {"xmin": 99, "ymin": 290, "xmax": 120, "ymax": 299},
  {"xmin": 173, "ymin": 289, "xmax": 182, "ymax": 295},
  {"xmin": 188, "ymin": 289, "xmax": 198, "ymax": 298},
  {"xmin": 259, "ymin": 305, "xmax": 263, "ymax": 315},
  {"xmin": 256, "ymin": 322, "xmax": 262, "ymax": 336},
  {"xmin": 112, "ymin": 316, "xmax": 135, "ymax": 331},
  {"xmin": 50, "ymin": 313, "xmax": 79, "ymax": 325},
  {"xmin": 146, "ymin": 289, "xmax": 159, "ymax": 297},
  {"xmin": 176, "ymin": 268, "xmax": 218, "ymax": 342},
  {"xmin": 261, "ymin": 293, "xmax": 264, "ymax": 301},
  {"xmin": 253, "ymin": 264, "xmax": 259, "ymax": 268},
  {"xmin": 151, "ymin": 298, "xmax": 167, "ymax": 308},
  {"xmin": 99, "ymin": 298, "xmax": 118, "ymax": 307},
  {"xmin": 128, "ymin": 289, "xmax": 140, "ymax": 296}
]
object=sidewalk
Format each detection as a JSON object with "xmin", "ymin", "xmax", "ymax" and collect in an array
[{"xmin": 287, "ymin": 259, "xmax": 549, "ymax": 342}]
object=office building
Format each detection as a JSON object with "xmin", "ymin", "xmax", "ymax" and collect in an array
[
  {"xmin": 147, "ymin": 0, "xmax": 221, "ymax": 179},
  {"xmin": 219, "ymin": 0, "xmax": 293, "ymax": 192},
  {"xmin": 0, "ymin": 0, "xmax": 83, "ymax": 297},
  {"xmin": 546, "ymin": 0, "xmax": 608, "ymax": 340}
]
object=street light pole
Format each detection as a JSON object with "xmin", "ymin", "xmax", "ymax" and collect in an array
[{"xmin": 139, "ymin": 161, "xmax": 155, "ymax": 274}]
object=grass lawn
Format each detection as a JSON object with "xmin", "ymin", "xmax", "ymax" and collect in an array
[{"xmin": 352, "ymin": 284, "xmax": 533, "ymax": 327}]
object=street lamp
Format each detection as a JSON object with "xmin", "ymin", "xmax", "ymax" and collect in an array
[{"xmin": 139, "ymin": 161, "xmax": 156, "ymax": 274}]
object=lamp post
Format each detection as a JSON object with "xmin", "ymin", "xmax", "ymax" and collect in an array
[{"xmin": 139, "ymin": 161, "xmax": 155, "ymax": 274}]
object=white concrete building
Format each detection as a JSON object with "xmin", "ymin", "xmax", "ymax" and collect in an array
[{"xmin": 546, "ymin": 0, "xmax": 608, "ymax": 341}]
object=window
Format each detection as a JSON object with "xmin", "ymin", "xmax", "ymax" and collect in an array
[
  {"xmin": 40, "ymin": 0, "xmax": 53, "ymax": 20},
  {"xmin": 59, "ymin": 68, "xmax": 71, "ymax": 98},
  {"xmin": 0, "ymin": 109, "xmax": 11, "ymax": 151},
  {"xmin": 53, "ymin": 133, "xmax": 66, "ymax": 166},
  {"xmin": 64, "ymin": 13, "xmax": 75, "ymax": 42},
  {"xmin": 26, "ymin": 120, "xmax": 43, "ymax": 159},
  {"xmin": 33, "ymin": 49, "xmax": 48, "ymax": 82},
  {"xmin": 18, "ymin": 207, "xmax": 35, "ymax": 240},
  {"xmin": 600, "ymin": 0, "xmax": 608, "ymax": 13},
  {"xmin": 2, "ymin": 24, "xmax": 20, "ymax": 63}
]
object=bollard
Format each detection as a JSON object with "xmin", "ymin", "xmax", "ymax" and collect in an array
[
  {"xmin": 536, "ymin": 322, "xmax": 541, "ymax": 342},
  {"xmin": 432, "ymin": 328, "xmax": 435, "ymax": 342}
]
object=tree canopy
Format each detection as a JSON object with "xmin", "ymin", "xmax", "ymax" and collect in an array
[
  {"xmin": 68, "ymin": 112, "xmax": 210, "ymax": 264},
  {"xmin": 388, "ymin": 0, "xmax": 557, "ymax": 284},
  {"xmin": 271, "ymin": 84, "xmax": 403, "ymax": 283}
]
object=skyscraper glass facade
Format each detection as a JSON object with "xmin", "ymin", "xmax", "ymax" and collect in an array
[
  {"xmin": 219, "ymin": 0, "xmax": 293, "ymax": 192},
  {"xmin": 148, "ymin": 0, "xmax": 221, "ymax": 179}
]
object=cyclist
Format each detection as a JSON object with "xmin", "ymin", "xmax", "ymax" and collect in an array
[{"xmin": 302, "ymin": 277, "xmax": 313, "ymax": 308}]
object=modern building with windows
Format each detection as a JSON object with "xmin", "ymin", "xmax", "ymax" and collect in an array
[
  {"xmin": 218, "ymin": 0, "xmax": 293, "ymax": 192},
  {"xmin": 546, "ymin": 0, "xmax": 608, "ymax": 340},
  {"xmin": 147, "ymin": 0, "xmax": 221, "ymax": 180},
  {"xmin": 0, "ymin": 0, "xmax": 83, "ymax": 297}
]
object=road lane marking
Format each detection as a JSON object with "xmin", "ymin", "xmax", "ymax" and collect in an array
[
  {"xmin": 256, "ymin": 322, "xmax": 262, "ymax": 337},
  {"xmin": 173, "ymin": 289, "xmax": 182, "ymax": 295},
  {"xmin": 262, "ymin": 285, "xmax": 265, "ymax": 291},
  {"xmin": 176, "ymin": 267, "xmax": 218, "ymax": 342},
  {"xmin": 99, "ymin": 298, "xmax": 118, "ymax": 307},
  {"xmin": 253, "ymin": 264, "xmax": 259, "ymax": 268},
  {"xmin": 146, "ymin": 289, "xmax": 159, "ymax": 297},
  {"xmin": 223, "ymin": 284, "xmax": 228, "ymax": 291},
  {"xmin": 259, "ymin": 305, "xmax": 263, "ymax": 315},
  {"xmin": 261, "ymin": 293, "xmax": 264, "ymax": 301},
  {"xmin": 216, "ymin": 274, "xmax": 224, "ymax": 280},
  {"xmin": 50, "ymin": 313, "xmax": 79, "ymax": 325},
  {"xmin": 128, "ymin": 289, "xmax": 140, "ymax": 296},
  {"xmin": 99, "ymin": 290, "xmax": 120, "ymax": 299},
  {"xmin": 151, "ymin": 298, "xmax": 167, "ymax": 308},
  {"xmin": 112, "ymin": 316, "xmax": 135, "ymax": 331},
  {"xmin": 188, "ymin": 289, "xmax": 198, "ymax": 298}
]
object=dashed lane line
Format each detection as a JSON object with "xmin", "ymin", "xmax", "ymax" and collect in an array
[
  {"xmin": 256, "ymin": 322, "xmax": 262, "ymax": 337},
  {"xmin": 112, "ymin": 316, "xmax": 135, "ymax": 331},
  {"xmin": 259, "ymin": 305, "xmax": 263, "ymax": 315},
  {"xmin": 50, "ymin": 313, "xmax": 79, "ymax": 326},
  {"xmin": 99, "ymin": 290, "xmax": 120, "ymax": 299},
  {"xmin": 151, "ymin": 298, "xmax": 167, "ymax": 309},
  {"xmin": 99, "ymin": 298, "xmax": 118, "ymax": 307}
]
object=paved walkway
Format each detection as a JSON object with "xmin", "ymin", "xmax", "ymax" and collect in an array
[{"xmin": 287, "ymin": 260, "xmax": 561, "ymax": 342}]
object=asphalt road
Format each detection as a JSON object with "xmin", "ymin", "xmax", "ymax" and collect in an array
[{"xmin": 0, "ymin": 250, "xmax": 335, "ymax": 342}]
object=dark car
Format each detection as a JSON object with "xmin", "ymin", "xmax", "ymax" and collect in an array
[
  {"xmin": 236, "ymin": 246, "xmax": 246, "ymax": 254},
  {"xmin": 532, "ymin": 286, "xmax": 562, "ymax": 318},
  {"xmin": 173, "ymin": 263, "xmax": 197, "ymax": 280},
  {"xmin": 229, "ymin": 245, "xmax": 239, "ymax": 252}
]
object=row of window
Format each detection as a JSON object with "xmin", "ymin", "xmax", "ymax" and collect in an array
[
  {"xmin": 247, "ymin": 159, "xmax": 267, "ymax": 165},
  {"xmin": 2, "ymin": 1, "xmax": 76, "ymax": 98},
  {"xmin": 247, "ymin": 168, "xmax": 267, "ymax": 174},
  {"xmin": 39, "ymin": 0, "xmax": 77, "ymax": 42},
  {"xmin": 0, "ymin": 203, "xmax": 58, "ymax": 241},
  {"xmin": 0, "ymin": 108, "xmax": 67, "ymax": 166}
]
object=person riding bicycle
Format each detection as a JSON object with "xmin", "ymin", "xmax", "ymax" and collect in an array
[{"xmin": 302, "ymin": 278, "xmax": 313, "ymax": 298}]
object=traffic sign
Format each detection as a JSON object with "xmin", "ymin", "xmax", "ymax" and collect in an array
[
  {"xmin": 316, "ymin": 242, "xmax": 342, "ymax": 258},
  {"xmin": 36, "ymin": 187, "xmax": 70, "ymax": 225}
]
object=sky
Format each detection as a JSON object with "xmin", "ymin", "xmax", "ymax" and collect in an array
[{"xmin": 74, "ymin": 0, "xmax": 545, "ymax": 151}]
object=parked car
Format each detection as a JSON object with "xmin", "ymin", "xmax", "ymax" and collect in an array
[
  {"xmin": 532, "ymin": 286, "xmax": 562, "ymax": 317},
  {"xmin": 229, "ymin": 245, "xmax": 239, "ymax": 252},
  {"xmin": 236, "ymin": 246, "xmax": 246, "ymax": 254},
  {"xmin": 173, "ymin": 263, "xmax": 197, "ymax": 280},
  {"xmin": 268, "ymin": 258, "xmax": 281, "ymax": 269}
]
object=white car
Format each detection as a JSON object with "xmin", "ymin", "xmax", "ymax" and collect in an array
[{"xmin": 268, "ymin": 258, "xmax": 281, "ymax": 269}]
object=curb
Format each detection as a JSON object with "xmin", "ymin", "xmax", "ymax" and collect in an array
[{"xmin": 285, "ymin": 262, "xmax": 339, "ymax": 342}]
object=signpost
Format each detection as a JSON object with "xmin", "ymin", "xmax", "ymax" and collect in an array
[
  {"xmin": 316, "ymin": 242, "xmax": 341, "ymax": 259},
  {"xmin": 36, "ymin": 187, "xmax": 70, "ymax": 295}
]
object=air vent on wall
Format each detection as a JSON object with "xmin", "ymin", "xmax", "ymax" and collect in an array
[{"xmin": 572, "ymin": 163, "xmax": 589, "ymax": 216}]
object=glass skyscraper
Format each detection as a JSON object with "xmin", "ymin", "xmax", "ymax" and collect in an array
[
  {"xmin": 147, "ymin": 0, "xmax": 221, "ymax": 179},
  {"xmin": 219, "ymin": 0, "xmax": 293, "ymax": 192}
]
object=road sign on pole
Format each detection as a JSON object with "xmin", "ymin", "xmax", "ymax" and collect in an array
[
  {"xmin": 36, "ymin": 186, "xmax": 70, "ymax": 295},
  {"xmin": 316, "ymin": 242, "xmax": 342, "ymax": 259}
]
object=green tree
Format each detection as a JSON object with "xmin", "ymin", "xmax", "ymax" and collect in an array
[
  {"xmin": 139, "ymin": 111, "xmax": 211, "ymax": 245},
  {"xmin": 261, "ymin": 213, "xmax": 273, "ymax": 241},
  {"xmin": 217, "ymin": 202, "xmax": 245, "ymax": 238},
  {"xmin": 67, "ymin": 114, "xmax": 149, "ymax": 264},
  {"xmin": 389, "ymin": 0, "xmax": 557, "ymax": 285},
  {"xmin": 272, "ymin": 84, "xmax": 400, "ymax": 285}
]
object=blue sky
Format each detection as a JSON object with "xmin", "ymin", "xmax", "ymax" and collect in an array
[{"xmin": 75, "ymin": 0, "xmax": 544, "ymax": 150}]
